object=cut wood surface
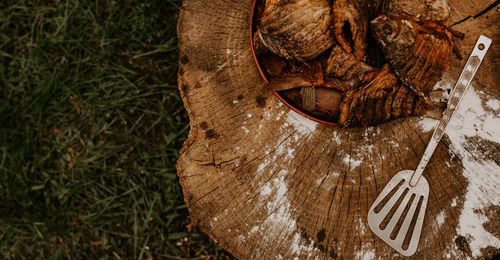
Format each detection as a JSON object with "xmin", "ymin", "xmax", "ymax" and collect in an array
[{"xmin": 177, "ymin": 1, "xmax": 500, "ymax": 259}]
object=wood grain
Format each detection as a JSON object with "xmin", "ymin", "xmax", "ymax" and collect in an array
[{"xmin": 177, "ymin": 0, "xmax": 500, "ymax": 258}]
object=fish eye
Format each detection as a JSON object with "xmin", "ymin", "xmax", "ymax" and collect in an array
[{"xmin": 382, "ymin": 24, "xmax": 392, "ymax": 35}]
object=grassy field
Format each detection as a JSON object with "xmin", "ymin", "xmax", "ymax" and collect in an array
[{"xmin": 0, "ymin": 0, "xmax": 231, "ymax": 258}]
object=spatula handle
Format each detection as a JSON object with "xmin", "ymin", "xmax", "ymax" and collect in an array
[{"xmin": 409, "ymin": 35, "xmax": 492, "ymax": 187}]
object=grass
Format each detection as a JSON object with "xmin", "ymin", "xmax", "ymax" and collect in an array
[{"xmin": 0, "ymin": 0, "xmax": 232, "ymax": 258}]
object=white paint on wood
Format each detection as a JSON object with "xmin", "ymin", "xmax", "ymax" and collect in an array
[
  {"xmin": 290, "ymin": 232, "xmax": 316, "ymax": 257},
  {"xmin": 486, "ymin": 99, "xmax": 500, "ymax": 110},
  {"xmin": 355, "ymin": 243, "xmax": 376, "ymax": 260},
  {"xmin": 444, "ymin": 86, "xmax": 500, "ymax": 257},
  {"xmin": 343, "ymin": 154, "xmax": 363, "ymax": 169},
  {"xmin": 276, "ymin": 110, "xmax": 286, "ymax": 120},
  {"xmin": 358, "ymin": 217, "xmax": 367, "ymax": 235},
  {"xmin": 436, "ymin": 211, "xmax": 445, "ymax": 227},
  {"xmin": 415, "ymin": 85, "xmax": 500, "ymax": 256},
  {"xmin": 285, "ymin": 110, "xmax": 318, "ymax": 134},
  {"xmin": 417, "ymin": 117, "xmax": 439, "ymax": 133},
  {"xmin": 254, "ymin": 169, "xmax": 320, "ymax": 258}
]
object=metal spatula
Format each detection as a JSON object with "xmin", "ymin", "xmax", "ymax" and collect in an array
[{"xmin": 367, "ymin": 35, "xmax": 492, "ymax": 256}]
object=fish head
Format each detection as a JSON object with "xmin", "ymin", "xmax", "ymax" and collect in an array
[{"xmin": 370, "ymin": 15, "xmax": 416, "ymax": 54}]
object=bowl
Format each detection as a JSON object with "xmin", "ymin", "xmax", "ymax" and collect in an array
[{"xmin": 249, "ymin": 0, "xmax": 337, "ymax": 126}]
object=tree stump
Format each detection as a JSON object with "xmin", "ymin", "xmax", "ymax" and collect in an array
[{"xmin": 177, "ymin": 1, "xmax": 500, "ymax": 259}]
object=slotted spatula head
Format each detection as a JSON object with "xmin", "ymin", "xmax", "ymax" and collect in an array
[{"xmin": 367, "ymin": 170, "xmax": 429, "ymax": 256}]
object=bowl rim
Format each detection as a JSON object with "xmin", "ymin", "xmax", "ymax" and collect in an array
[{"xmin": 249, "ymin": 0, "xmax": 337, "ymax": 126}]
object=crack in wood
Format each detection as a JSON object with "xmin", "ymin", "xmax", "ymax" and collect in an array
[
  {"xmin": 450, "ymin": 0, "xmax": 500, "ymax": 27},
  {"xmin": 366, "ymin": 127, "xmax": 379, "ymax": 191},
  {"xmin": 231, "ymin": 130, "xmax": 297, "ymax": 171},
  {"xmin": 219, "ymin": 129, "xmax": 310, "ymax": 239}
]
